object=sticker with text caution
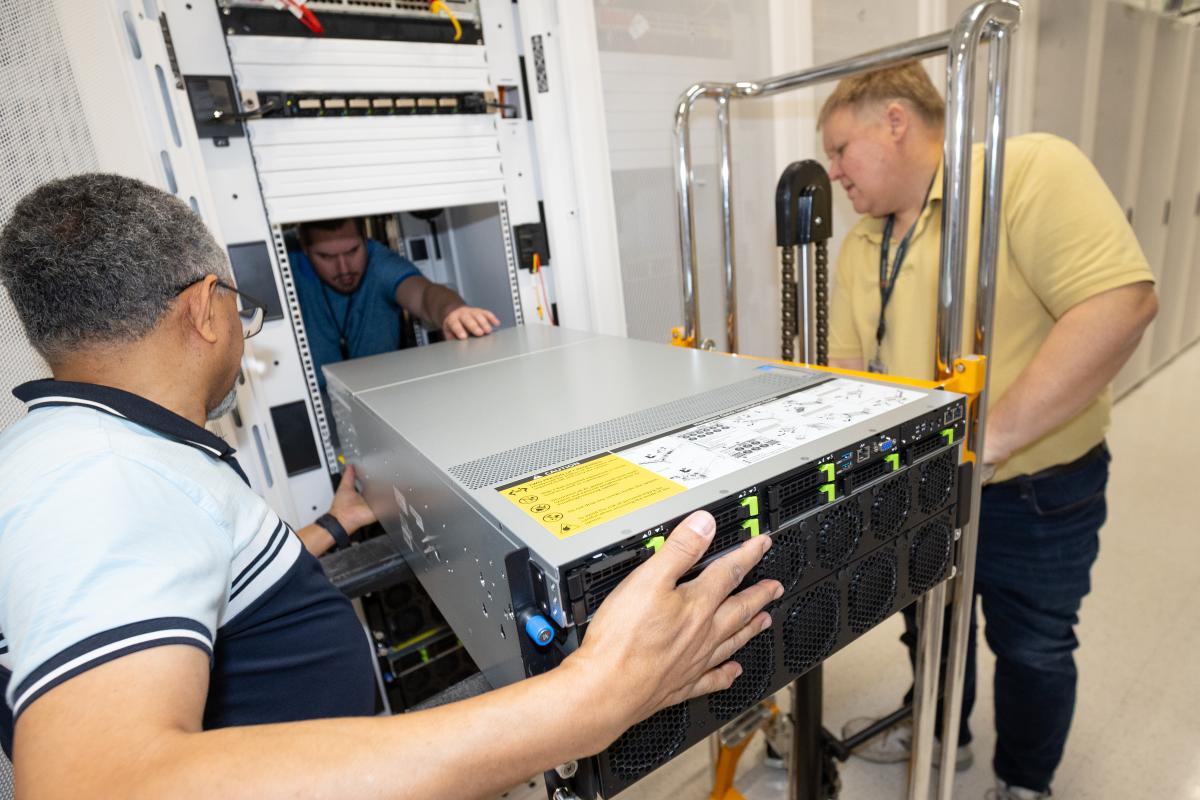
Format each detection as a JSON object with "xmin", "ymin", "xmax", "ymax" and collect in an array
[{"xmin": 497, "ymin": 453, "xmax": 686, "ymax": 539}]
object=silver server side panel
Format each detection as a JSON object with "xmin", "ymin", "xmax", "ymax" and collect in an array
[{"xmin": 331, "ymin": 386, "xmax": 529, "ymax": 687}]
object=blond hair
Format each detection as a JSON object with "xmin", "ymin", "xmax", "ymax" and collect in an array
[{"xmin": 818, "ymin": 61, "xmax": 945, "ymax": 129}]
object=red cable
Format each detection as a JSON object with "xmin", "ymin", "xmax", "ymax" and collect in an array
[{"xmin": 279, "ymin": 0, "xmax": 324, "ymax": 35}]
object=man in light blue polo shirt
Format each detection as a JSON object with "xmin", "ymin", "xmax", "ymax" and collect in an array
[
  {"xmin": 290, "ymin": 218, "xmax": 500, "ymax": 389},
  {"xmin": 0, "ymin": 175, "xmax": 781, "ymax": 797}
]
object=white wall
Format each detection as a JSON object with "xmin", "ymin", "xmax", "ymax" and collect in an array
[
  {"xmin": 594, "ymin": 0, "xmax": 782, "ymax": 357},
  {"xmin": 592, "ymin": 0, "xmax": 988, "ymax": 361}
]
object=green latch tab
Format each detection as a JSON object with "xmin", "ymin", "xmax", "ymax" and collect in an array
[
  {"xmin": 941, "ymin": 427, "xmax": 955, "ymax": 445},
  {"xmin": 819, "ymin": 462, "xmax": 836, "ymax": 482},
  {"xmin": 740, "ymin": 495, "xmax": 760, "ymax": 517},
  {"xmin": 885, "ymin": 453, "xmax": 901, "ymax": 471},
  {"xmin": 645, "ymin": 535, "xmax": 665, "ymax": 552},
  {"xmin": 742, "ymin": 518, "xmax": 761, "ymax": 537},
  {"xmin": 820, "ymin": 483, "xmax": 837, "ymax": 503}
]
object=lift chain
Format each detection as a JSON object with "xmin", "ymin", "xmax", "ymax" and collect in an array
[
  {"xmin": 815, "ymin": 240, "xmax": 829, "ymax": 366},
  {"xmin": 780, "ymin": 245, "xmax": 797, "ymax": 361}
]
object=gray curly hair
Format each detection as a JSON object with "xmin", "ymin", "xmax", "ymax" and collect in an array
[{"xmin": 0, "ymin": 173, "xmax": 230, "ymax": 362}]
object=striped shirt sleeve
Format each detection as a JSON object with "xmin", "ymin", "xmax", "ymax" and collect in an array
[{"xmin": 0, "ymin": 453, "xmax": 232, "ymax": 720}]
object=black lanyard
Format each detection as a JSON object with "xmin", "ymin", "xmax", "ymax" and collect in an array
[
  {"xmin": 875, "ymin": 215, "xmax": 917, "ymax": 351},
  {"xmin": 875, "ymin": 176, "xmax": 936, "ymax": 354},
  {"xmin": 319, "ymin": 283, "xmax": 358, "ymax": 360}
]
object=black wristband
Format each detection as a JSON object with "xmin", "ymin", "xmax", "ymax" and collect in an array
[{"xmin": 316, "ymin": 513, "xmax": 351, "ymax": 549}]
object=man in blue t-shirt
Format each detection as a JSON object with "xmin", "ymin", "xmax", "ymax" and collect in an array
[{"xmin": 290, "ymin": 217, "xmax": 500, "ymax": 388}]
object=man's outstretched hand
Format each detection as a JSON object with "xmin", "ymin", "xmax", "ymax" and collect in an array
[
  {"xmin": 329, "ymin": 464, "xmax": 376, "ymax": 534},
  {"xmin": 442, "ymin": 305, "xmax": 500, "ymax": 340},
  {"xmin": 564, "ymin": 510, "xmax": 783, "ymax": 745}
]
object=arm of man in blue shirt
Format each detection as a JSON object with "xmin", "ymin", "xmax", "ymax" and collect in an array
[{"xmin": 394, "ymin": 274, "xmax": 501, "ymax": 341}]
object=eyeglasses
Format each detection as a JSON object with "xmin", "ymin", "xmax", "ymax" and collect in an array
[{"xmin": 174, "ymin": 276, "xmax": 266, "ymax": 339}]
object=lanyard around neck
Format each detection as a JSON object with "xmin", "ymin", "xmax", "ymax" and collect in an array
[
  {"xmin": 319, "ymin": 282, "xmax": 358, "ymax": 360},
  {"xmin": 875, "ymin": 175, "xmax": 937, "ymax": 353}
]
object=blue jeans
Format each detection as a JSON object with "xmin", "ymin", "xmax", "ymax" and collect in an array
[{"xmin": 902, "ymin": 443, "xmax": 1109, "ymax": 792}]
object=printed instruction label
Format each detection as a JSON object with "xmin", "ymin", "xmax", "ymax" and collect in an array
[
  {"xmin": 498, "ymin": 453, "xmax": 685, "ymax": 540},
  {"xmin": 616, "ymin": 378, "xmax": 924, "ymax": 488}
]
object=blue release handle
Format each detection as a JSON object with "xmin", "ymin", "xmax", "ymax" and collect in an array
[{"xmin": 525, "ymin": 614, "xmax": 555, "ymax": 647}]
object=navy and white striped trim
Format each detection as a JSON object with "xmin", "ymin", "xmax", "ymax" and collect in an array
[
  {"xmin": 13, "ymin": 379, "xmax": 249, "ymax": 485},
  {"xmin": 11, "ymin": 617, "xmax": 212, "ymax": 719},
  {"xmin": 231, "ymin": 519, "xmax": 287, "ymax": 599},
  {"xmin": 0, "ymin": 631, "xmax": 8, "ymax": 656},
  {"xmin": 25, "ymin": 396, "xmax": 127, "ymax": 418},
  {"xmin": 223, "ymin": 517, "xmax": 303, "ymax": 624}
]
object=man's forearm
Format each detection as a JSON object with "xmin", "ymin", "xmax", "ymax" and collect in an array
[
  {"xmin": 64, "ymin": 659, "xmax": 621, "ymax": 800},
  {"xmin": 420, "ymin": 283, "xmax": 466, "ymax": 328},
  {"xmin": 296, "ymin": 522, "xmax": 336, "ymax": 556},
  {"xmin": 985, "ymin": 281, "xmax": 1156, "ymax": 464}
]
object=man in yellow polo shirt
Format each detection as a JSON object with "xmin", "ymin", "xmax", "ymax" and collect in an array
[{"xmin": 820, "ymin": 63, "xmax": 1157, "ymax": 799}]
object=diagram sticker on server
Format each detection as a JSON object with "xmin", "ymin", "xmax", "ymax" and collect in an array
[{"xmin": 617, "ymin": 378, "xmax": 924, "ymax": 487}]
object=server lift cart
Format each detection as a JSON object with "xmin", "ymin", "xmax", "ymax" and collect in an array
[{"xmin": 671, "ymin": 2, "xmax": 1021, "ymax": 798}]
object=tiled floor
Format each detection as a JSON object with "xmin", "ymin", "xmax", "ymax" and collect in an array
[{"xmin": 570, "ymin": 340, "xmax": 1200, "ymax": 800}]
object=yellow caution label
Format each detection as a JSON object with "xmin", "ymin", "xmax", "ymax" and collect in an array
[{"xmin": 498, "ymin": 454, "xmax": 686, "ymax": 540}]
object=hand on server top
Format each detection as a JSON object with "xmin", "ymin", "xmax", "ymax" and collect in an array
[
  {"xmin": 439, "ymin": 302, "xmax": 501, "ymax": 340},
  {"xmin": 0, "ymin": 174, "xmax": 778, "ymax": 800},
  {"xmin": 289, "ymin": 216, "xmax": 501, "ymax": 390}
]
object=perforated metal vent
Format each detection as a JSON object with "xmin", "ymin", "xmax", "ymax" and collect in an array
[
  {"xmin": 753, "ymin": 523, "xmax": 808, "ymax": 593},
  {"xmin": 909, "ymin": 517, "xmax": 953, "ymax": 595},
  {"xmin": 870, "ymin": 475, "xmax": 911, "ymax": 540},
  {"xmin": 606, "ymin": 702, "xmax": 690, "ymax": 782},
  {"xmin": 918, "ymin": 451, "xmax": 956, "ymax": 515},
  {"xmin": 706, "ymin": 628, "xmax": 775, "ymax": 721},
  {"xmin": 848, "ymin": 548, "xmax": 898, "ymax": 634},
  {"xmin": 1, "ymin": 0, "xmax": 97, "ymax": 433},
  {"xmin": 783, "ymin": 582, "xmax": 840, "ymax": 675},
  {"xmin": 450, "ymin": 372, "xmax": 821, "ymax": 489},
  {"xmin": 815, "ymin": 500, "xmax": 863, "ymax": 571}
]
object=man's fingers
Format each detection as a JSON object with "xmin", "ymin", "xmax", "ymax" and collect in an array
[
  {"xmin": 706, "ymin": 608, "xmax": 773, "ymax": 671},
  {"xmin": 649, "ymin": 511, "xmax": 716, "ymax": 584},
  {"xmin": 445, "ymin": 317, "xmax": 468, "ymax": 339},
  {"xmin": 692, "ymin": 534, "xmax": 773, "ymax": 605},
  {"xmin": 485, "ymin": 310, "xmax": 501, "ymax": 326},
  {"xmin": 468, "ymin": 309, "xmax": 494, "ymax": 333},
  {"xmin": 334, "ymin": 464, "xmax": 357, "ymax": 498},
  {"xmin": 710, "ymin": 580, "xmax": 781, "ymax": 639},
  {"xmin": 675, "ymin": 661, "xmax": 744, "ymax": 703},
  {"xmin": 464, "ymin": 313, "xmax": 487, "ymax": 336}
]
